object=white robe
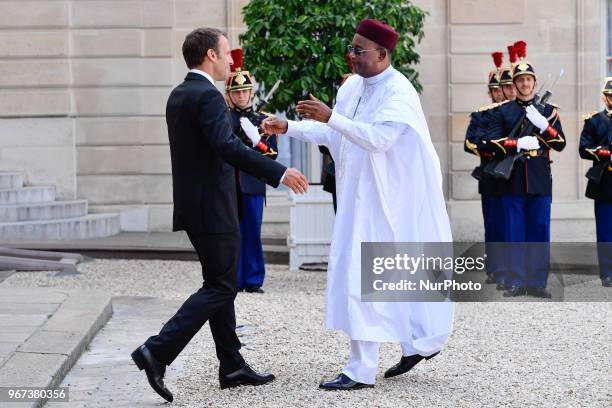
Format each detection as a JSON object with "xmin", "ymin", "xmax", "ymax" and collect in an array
[{"xmin": 286, "ymin": 66, "xmax": 454, "ymax": 355}]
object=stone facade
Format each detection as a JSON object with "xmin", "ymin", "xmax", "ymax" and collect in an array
[{"xmin": 0, "ymin": 0, "xmax": 607, "ymax": 239}]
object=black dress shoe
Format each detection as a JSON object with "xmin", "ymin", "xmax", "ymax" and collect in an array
[
  {"xmin": 131, "ymin": 344, "xmax": 173, "ymax": 402},
  {"xmin": 319, "ymin": 373, "xmax": 374, "ymax": 390},
  {"xmin": 384, "ymin": 352, "xmax": 439, "ymax": 379},
  {"xmin": 245, "ymin": 286, "xmax": 264, "ymax": 293},
  {"xmin": 526, "ymin": 287, "xmax": 552, "ymax": 298},
  {"xmin": 219, "ymin": 364, "xmax": 275, "ymax": 389},
  {"xmin": 485, "ymin": 274, "xmax": 496, "ymax": 284},
  {"xmin": 602, "ymin": 277, "xmax": 612, "ymax": 287},
  {"xmin": 503, "ymin": 286, "xmax": 526, "ymax": 297}
]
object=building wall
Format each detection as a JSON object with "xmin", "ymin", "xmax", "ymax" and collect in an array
[
  {"xmin": 0, "ymin": 0, "xmax": 242, "ymax": 231},
  {"xmin": 0, "ymin": 0, "xmax": 605, "ymax": 239}
]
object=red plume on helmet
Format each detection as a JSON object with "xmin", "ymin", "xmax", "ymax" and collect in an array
[
  {"xmin": 507, "ymin": 45, "xmax": 517, "ymax": 65},
  {"xmin": 230, "ymin": 48, "xmax": 244, "ymax": 72},
  {"xmin": 226, "ymin": 48, "xmax": 254, "ymax": 94},
  {"xmin": 491, "ymin": 52, "xmax": 503, "ymax": 69},
  {"xmin": 511, "ymin": 40, "xmax": 535, "ymax": 80},
  {"xmin": 513, "ymin": 40, "xmax": 527, "ymax": 60}
]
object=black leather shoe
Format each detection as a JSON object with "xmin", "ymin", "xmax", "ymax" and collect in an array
[
  {"xmin": 245, "ymin": 286, "xmax": 264, "ymax": 293},
  {"xmin": 219, "ymin": 364, "xmax": 275, "ymax": 389},
  {"xmin": 384, "ymin": 352, "xmax": 439, "ymax": 379},
  {"xmin": 485, "ymin": 274, "xmax": 496, "ymax": 284},
  {"xmin": 527, "ymin": 287, "xmax": 552, "ymax": 298},
  {"xmin": 503, "ymin": 286, "xmax": 526, "ymax": 297},
  {"xmin": 319, "ymin": 373, "xmax": 374, "ymax": 390},
  {"xmin": 602, "ymin": 277, "xmax": 612, "ymax": 287},
  {"xmin": 131, "ymin": 344, "xmax": 173, "ymax": 402}
]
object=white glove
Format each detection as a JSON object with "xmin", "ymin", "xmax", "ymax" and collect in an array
[
  {"xmin": 517, "ymin": 135, "xmax": 541, "ymax": 151},
  {"xmin": 525, "ymin": 105, "xmax": 549, "ymax": 133},
  {"xmin": 240, "ymin": 117, "xmax": 261, "ymax": 145}
]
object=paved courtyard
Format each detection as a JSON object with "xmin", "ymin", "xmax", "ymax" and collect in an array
[{"xmin": 1, "ymin": 259, "xmax": 610, "ymax": 407}]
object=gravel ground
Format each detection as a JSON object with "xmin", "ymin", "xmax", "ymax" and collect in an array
[{"xmin": 3, "ymin": 259, "xmax": 611, "ymax": 407}]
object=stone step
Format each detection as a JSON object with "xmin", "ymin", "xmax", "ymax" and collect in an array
[
  {"xmin": 262, "ymin": 204, "xmax": 289, "ymax": 223},
  {"xmin": 0, "ymin": 186, "xmax": 55, "ymax": 205},
  {"xmin": 263, "ymin": 244, "xmax": 289, "ymax": 265},
  {"xmin": 0, "ymin": 172, "xmax": 24, "ymax": 189},
  {"xmin": 0, "ymin": 213, "xmax": 120, "ymax": 242},
  {"xmin": 0, "ymin": 288, "xmax": 112, "ymax": 408},
  {"xmin": 0, "ymin": 200, "xmax": 88, "ymax": 222},
  {"xmin": 262, "ymin": 221, "xmax": 289, "ymax": 237},
  {"xmin": 262, "ymin": 234, "xmax": 287, "ymax": 246}
]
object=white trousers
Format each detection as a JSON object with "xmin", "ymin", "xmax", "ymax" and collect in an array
[{"xmin": 341, "ymin": 340, "xmax": 428, "ymax": 384}]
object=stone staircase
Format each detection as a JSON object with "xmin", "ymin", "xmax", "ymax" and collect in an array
[{"xmin": 0, "ymin": 172, "xmax": 120, "ymax": 242}]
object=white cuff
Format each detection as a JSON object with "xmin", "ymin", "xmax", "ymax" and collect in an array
[
  {"xmin": 279, "ymin": 169, "xmax": 288, "ymax": 184},
  {"xmin": 285, "ymin": 120, "xmax": 301, "ymax": 137}
]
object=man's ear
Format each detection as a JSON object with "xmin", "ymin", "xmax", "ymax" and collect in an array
[{"xmin": 207, "ymin": 48, "xmax": 216, "ymax": 62}]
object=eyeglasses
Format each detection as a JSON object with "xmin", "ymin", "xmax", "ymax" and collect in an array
[{"xmin": 347, "ymin": 45, "xmax": 382, "ymax": 56}]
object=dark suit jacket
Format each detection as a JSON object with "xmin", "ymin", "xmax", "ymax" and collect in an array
[{"xmin": 167, "ymin": 72, "xmax": 286, "ymax": 233}]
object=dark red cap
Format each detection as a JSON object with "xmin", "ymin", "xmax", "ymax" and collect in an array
[{"xmin": 356, "ymin": 19, "xmax": 399, "ymax": 50}]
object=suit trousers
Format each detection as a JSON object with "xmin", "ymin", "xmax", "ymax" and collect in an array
[{"xmin": 145, "ymin": 231, "xmax": 245, "ymax": 375}]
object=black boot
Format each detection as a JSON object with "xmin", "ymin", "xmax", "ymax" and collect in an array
[
  {"xmin": 503, "ymin": 286, "xmax": 526, "ymax": 297},
  {"xmin": 526, "ymin": 287, "xmax": 552, "ymax": 298},
  {"xmin": 131, "ymin": 344, "xmax": 173, "ymax": 402},
  {"xmin": 245, "ymin": 286, "xmax": 265, "ymax": 293},
  {"xmin": 384, "ymin": 352, "xmax": 439, "ymax": 379}
]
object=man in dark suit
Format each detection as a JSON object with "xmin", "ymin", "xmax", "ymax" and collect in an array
[{"xmin": 131, "ymin": 27, "xmax": 308, "ymax": 402}]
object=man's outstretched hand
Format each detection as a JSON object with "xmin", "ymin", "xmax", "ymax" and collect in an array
[
  {"xmin": 282, "ymin": 168, "xmax": 309, "ymax": 194},
  {"xmin": 261, "ymin": 117, "xmax": 288, "ymax": 135},
  {"xmin": 296, "ymin": 94, "xmax": 332, "ymax": 123}
]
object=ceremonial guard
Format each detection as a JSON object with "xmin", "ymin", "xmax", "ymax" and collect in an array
[
  {"xmin": 487, "ymin": 41, "xmax": 566, "ymax": 297},
  {"xmin": 226, "ymin": 48, "xmax": 278, "ymax": 293},
  {"xmin": 579, "ymin": 77, "xmax": 612, "ymax": 287},
  {"xmin": 498, "ymin": 44, "xmax": 518, "ymax": 102},
  {"xmin": 464, "ymin": 51, "xmax": 507, "ymax": 285}
]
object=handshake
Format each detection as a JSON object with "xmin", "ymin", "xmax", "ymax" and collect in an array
[
  {"xmin": 239, "ymin": 93, "xmax": 334, "ymax": 195},
  {"xmin": 239, "ymin": 117, "xmax": 308, "ymax": 195}
]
